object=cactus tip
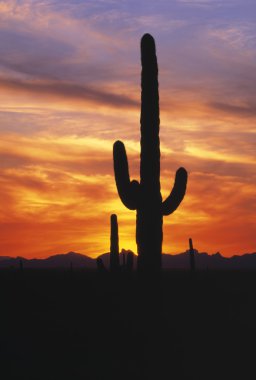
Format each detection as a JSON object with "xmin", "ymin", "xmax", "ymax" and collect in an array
[
  {"xmin": 141, "ymin": 33, "xmax": 154, "ymax": 43},
  {"xmin": 114, "ymin": 140, "xmax": 123, "ymax": 148},
  {"xmin": 141, "ymin": 33, "xmax": 156, "ymax": 55},
  {"xmin": 177, "ymin": 167, "xmax": 188, "ymax": 178},
  {"xmin": 111, "ymin": 214, "xmax": 117, "ymax": 222},
  {"xmin": 113, "ymin": 140, "xmax": 125, "ymax": 155}
]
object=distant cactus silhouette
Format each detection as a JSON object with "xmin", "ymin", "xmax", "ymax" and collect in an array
[
  {"xmin": 96, "ymin": 257, "xmax": 107, "ymax": 273},
  {"xmin": 126, "ymin": 251, "xmax": 134, "ymax": 272},
  {"xmin": 122, "ymin": 252, "xmax": 126, "ymax": 267},
  {"xmin": 113, "ymin": 34, "xmax": 187, "ymax": 272},
  {"xmin": 189, "ymin": 238, "xmax": 195, "ymax": 272},
  {"xmin": 120, "ymin": 249, "xmax": 134, "ymax": 273},
  {"xmin": 110, "ymin": 214, "xmax": 120, "ymax": 272}
]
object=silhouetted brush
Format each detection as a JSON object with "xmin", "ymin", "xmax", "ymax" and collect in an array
[
  {"xmin": 19, "ymin": 259, "xmax": 23, "ymax": 273},
  {"xmin": 189, "ymin": 238, "xmax": 195, "ymax": 272},
  {"xmin": 96, "ymin": 257, "xmax": 107, "ymax": 273},
  {"xmin": 126, "ymin": 252, "xmax": 134, "ymax": 272},
  {"xmin": 110, "ymin": 214, "xmax": 120, "ymax": 272},
  {"xmin": 113, "ymin": 34, "xmax": 187, "ymax": 272},
  {"xmin": 122, "ymin": 252, "xmax": 126, "ymax": 267}
]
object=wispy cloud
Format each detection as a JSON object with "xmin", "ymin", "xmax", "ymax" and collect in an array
[{"xmin": 0, "ymin": 77, "xmax": 138, "ymax": 108}]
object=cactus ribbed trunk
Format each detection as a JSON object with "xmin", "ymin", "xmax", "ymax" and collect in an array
[
  {"xmin": 110, "ymin": 214, "xmax": 119, "ymax": 272},
  {"xmin": 137, "ymin": 35, "xmax": 162, "ymax": 271}
]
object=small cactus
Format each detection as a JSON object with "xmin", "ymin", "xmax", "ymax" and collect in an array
[
  {"xmin": 189, "ymin": 238, "xmax": 195, "ymax": 272},
  {"xmin": 110, "ymin": 214, "xmax": 120, "ymax": 272}
]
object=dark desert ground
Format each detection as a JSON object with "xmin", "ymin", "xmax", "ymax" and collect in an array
[{"xmin": 1, "ymin": 268, "xmax": 256, "ymax": 380}]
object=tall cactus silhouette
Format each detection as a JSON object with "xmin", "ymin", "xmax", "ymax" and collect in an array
[
  {"xmin": 113, "ymin": 34, "xmax": 187, "ymax": 272},
  {"xmin": 110, "ymin": 214, "xmax": 120, "ymax": 272}
]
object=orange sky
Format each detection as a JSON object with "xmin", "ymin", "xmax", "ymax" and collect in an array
[{"xmin": 0, "ymin": 1, "xmax": 255, "ymax": 258}]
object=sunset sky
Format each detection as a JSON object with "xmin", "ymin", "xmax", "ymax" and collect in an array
[{"xmin": 0, "ymin": 0, "xmax": 255, "ymax": 258}]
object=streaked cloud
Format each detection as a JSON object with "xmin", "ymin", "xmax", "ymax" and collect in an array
[{"xmin": 0, "ymin": 77, "xmax": 138, "ymax": 109}]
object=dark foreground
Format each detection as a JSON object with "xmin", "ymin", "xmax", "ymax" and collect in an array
[{"xmin": 0, "ymin": 269, "xmax": 255, "ymax": 380}]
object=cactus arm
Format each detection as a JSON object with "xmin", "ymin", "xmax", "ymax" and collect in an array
[
  {"xmin": 113, "ymin": 140, "xmax": 140, "ymax": 210},
  {"xmin": 162, "ymin": 167, "xmax": 188, "ymax": 216}
]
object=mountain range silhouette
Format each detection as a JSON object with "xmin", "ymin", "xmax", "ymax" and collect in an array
[{"xmin": 1, "ymin": 249, "xmax": 256, "ymax": 270}]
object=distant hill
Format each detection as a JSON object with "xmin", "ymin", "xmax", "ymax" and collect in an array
[
  {"xmin": 0, "ymin": 252, "xmax": 96, "ymax": 269},
  {"xmin": 0, "ymin": 250, "xmax": 256, "ymax": 270},
  {"xmin": 161, "ymin": 251, "xmax": 255, "ymax": 270}
]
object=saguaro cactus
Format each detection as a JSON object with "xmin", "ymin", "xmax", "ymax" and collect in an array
[
  {"xmin": 113, "ymin": 34, "xmax": 187, "ymax": 272},
  {"xmin": 110, "ymin": 214, "xmax": 120, "ymax": 272}
]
